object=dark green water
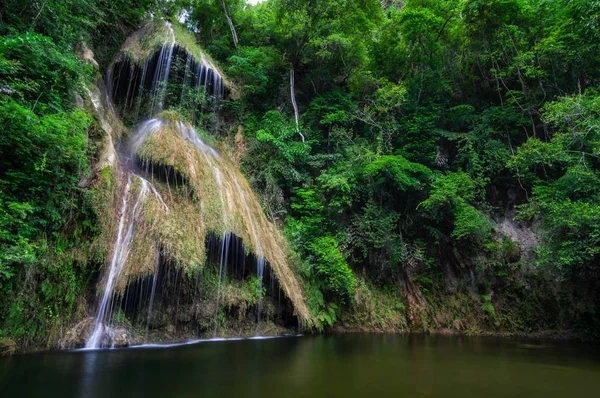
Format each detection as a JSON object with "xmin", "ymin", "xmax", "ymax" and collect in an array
[{"xmin": 1, "ymin": 334, "xmax": 599, "ymax": 397}]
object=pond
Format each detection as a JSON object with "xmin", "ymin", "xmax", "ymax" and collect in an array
[{"xmin": 1, "ymin": 334, "xmax": 599, "ymax": 397}]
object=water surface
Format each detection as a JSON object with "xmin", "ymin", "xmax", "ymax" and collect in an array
[{"xmin": 1, "ymin": 334, "xmax": 598, "ymax": 397}]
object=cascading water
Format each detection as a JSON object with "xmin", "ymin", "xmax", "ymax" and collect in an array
[
  {"xmin": 108, "ymin": 22, "xmax": 225, "ymax": 123},
  {"xmin": 143, "ymin": 245, "xmax": 161, "ymax": 337},
  {"xmin": 83, "ymin": 20, "xmax": 311, "ymax": 349},
  {"xmin": 86, "ymin": 175, "xmax": 165, "ymax": 348},
  {"xmin": 150, "ymin": 22, "xmax": 176, "ymax": 114},
  {"xmin": 133, "ymin": 119, "xmax": 275, "ymax": 334},
  {"xmin": 214, "ymin": 232, "xmax": 231, "ymax": 334},
  {"xmin": 257, "ymin": 257, "xmax": 265, "ymax": 326}
]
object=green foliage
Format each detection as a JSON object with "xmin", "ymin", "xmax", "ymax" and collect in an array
[
  {"xmin": 480, "ymin": 294, "xmax": 498, "ymax": 325},
  {"xmin": 2, "ymin": 0, "xmax": 600, "ymax": 341},
  {"xmin": 286, "ymin": 187, "xmax": 356, "ymax": 311},
  {"xmin": 0, "ymin": 33, "xmax": 92, "ymax": 111},
  {"xmin": 419, "ymin": 172, "xmax": 492, "ymax": 241},
  {"xmin": 256, "ymin": 111, "xmax": 310, "ymax": 163},
  {"xmin": 364, "ymin": 155, "xmax": 432, "ymax": 190},
  {"xmin": 218, "ymin": 0, "xmax": 600, "ymax": 331},
  {"xmin": 227, "ymin": 46, "xmax": 284, "ymax": 103},
  {"xmin": 309, "ymin": 236, "xmax": 357, "ymax": 301},
  {"xmin": 509, "ymin": 90, "xmax": 600, "ymax": 275},
  {"xmin": 303, "ymin": 281, "xmax": 338, "ymax": 329},
  {"xmin": 0, "ymin": 0, "xmax": 163, "ymax": 67},
  {"xmin": 0, "ymin": 29, "xmax": 95, "ymax": 344}
]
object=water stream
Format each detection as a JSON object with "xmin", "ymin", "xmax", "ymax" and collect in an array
[
  {"xmin": 86, "ymin": 176, "xmax": 143, "ymax": 349},
  {"xmin": 86, "ymin": 174, "xmax": 168, "ymax": 349}
]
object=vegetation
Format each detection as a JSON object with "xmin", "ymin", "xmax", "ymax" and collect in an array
[
  {"xmin": 200, "ymin": 0, "xmax": 600, "ymax": 334},
  {"xmin": 1, "ymin": 0, "xmax": 600, "ymax": 351}
]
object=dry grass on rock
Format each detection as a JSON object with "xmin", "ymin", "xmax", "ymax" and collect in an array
[{"xmin": 90, "ymin": 116, "xmax": 313, "ymax": 326}]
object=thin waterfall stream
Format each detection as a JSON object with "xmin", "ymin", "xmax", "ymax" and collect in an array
[{"xmin": 87, "ymin": 176, "xmax": 161, "ymax": 348}]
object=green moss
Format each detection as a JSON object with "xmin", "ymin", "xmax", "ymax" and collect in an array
[
  {"xmin": 339, "ymin": 282, "xmax": 408, "ymax": 332},
  {"xmin": 0, "ymin": 337, "xmax": 18, "ymax": 356},
  {"xmin": 118, "ymin": 20, "xmax": 231, "ymax": 88}
]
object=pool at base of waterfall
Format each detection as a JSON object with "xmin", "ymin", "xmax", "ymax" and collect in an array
[{"xmin": 1, "ymin": 334, "xmax": 599, "ymax": 397}]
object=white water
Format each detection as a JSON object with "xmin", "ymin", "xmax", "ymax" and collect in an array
[
  {"xmin": 178, "ymin": 121, "xmax": 231, "ymax": 227},
  {"xmin": 257, "ymin": 257, "xmax": 265, "ymax": 327},
  {"xmin": 157, "ymin": 21, "xmax": 224, "ymax": 112},
  {"xmin": 124, "ymin": 118, "xmax": 271, "ymax": 337},
  {"xmin": 87, "ymin": 176, "xmax": 138, "ymax": 348},
  {"xmin": 179, "ymin": 121, "xmax": 265, "ymax": 257},
  {"xmin": 129, "ymin": 118, "xmax": 164, "ymax": 155},
  {"xmin": 214, "ymin": 232, "xmax": 231, "ymax": 335},
  {"xmin": 126, "ymin": 334, "xmax": 298, "ymax": 350},
  {"xmin": 84, "ymin": 26, "xmax": 285, "ymax": 348},
  {"xmin": 150, "ymin": 42, "xmax": 175, "ymax": 115},
  {"xmin": 108, "ymin": 21, "xmax": 226, "ymax": 123},
  {"xmin": 145, "ymin": 252, "xmax": 160, "ymax": 335},
  {"xmin": 86, "ymin": 174, "xmax": 167, "ymax": 349},
  {"xmin": 77, "ymin": 334, "xmax": 300, "ymax": 351},
  {"xmin": 230, "ymin": 176, "xmax": 263, "ymax": 256},
  {"xmin": 181, "ymin": 53, "xmax": 192, "ymax": 106}
]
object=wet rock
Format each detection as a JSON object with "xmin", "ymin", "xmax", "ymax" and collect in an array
[
  {"xmin": 111, "ymin": 329, "xmax": 130, "ymax": 348},
  {"xmin": 60, "ymin": 318, "xmax": 95, "ymax": 349},
  {"xmin": 75, "ymin": 93, "xmax": 85, "ymax": 109},
  {"xmin": 166, "ymin": 325, "xmax": 177, "ymax": 336}
]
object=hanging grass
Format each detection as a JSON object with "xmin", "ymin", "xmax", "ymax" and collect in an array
[{"xmin": 90, "ymin": 114, "xmax": 314, "ymax": 326}]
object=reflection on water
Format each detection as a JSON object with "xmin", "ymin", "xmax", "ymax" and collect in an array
[
  {"xmin": 1, "ymin": 334, "xmax": 599, "ymax": 398},
  {"xmin": 79, "ymin": 351, "xmax": 98, "ymax": 398}
]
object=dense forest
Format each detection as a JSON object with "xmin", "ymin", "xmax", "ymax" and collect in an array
[{"xmin": 1, "ymin": 0, "xmax": 600, "ymax": 353}]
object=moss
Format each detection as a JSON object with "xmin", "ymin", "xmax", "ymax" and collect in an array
[
  {"xmin": 0, "ymin": 337, "xmax": 18, "ymax": 356},
  {"xmin": 117, "ymin": 20, "xmax": 233, "ymax": 90},
  {"xmin": 88, "ymin": 117, "xmax": 313, "ymax": 326},
  {"xmin": 99, "ymin": 166, "xmax": 114, "ymax": 184},
  {"xmin": 339, "ymin": 282, "xmax": 408, "ymax": 332},
  {"xmin": 136, "ymin": 119, "xmax": 313, "ymax": 325}
]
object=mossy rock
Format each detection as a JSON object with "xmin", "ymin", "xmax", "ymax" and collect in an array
[{"xmin": 0, "ymin": 338, "xmax": 18, "ymax": 356}]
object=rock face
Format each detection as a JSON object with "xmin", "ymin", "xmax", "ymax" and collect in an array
[
  {"xmin": 495, "ymin": 212, "xmax": 539, "ymax": 254},
  {"xmin": 60, "ymin": 318, "xmax": 95, "ymax": 349},
  {"xmin": 111, "ymin": 329, "xmax": 130, "ymax": 348},
  {"xmin": 61, "ymin": 318, "xmax": 131, "ymax": 349},
  {"xmin": 79, "ymin": 42, "xmax": 100, "ymax": 69}
]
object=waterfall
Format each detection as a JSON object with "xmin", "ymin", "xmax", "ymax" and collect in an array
[
  {"xmin": 84, "ymin": 111, "xmax": 307, "ymax": 346},
  {"xmin": 85, "ymin": 173, "xmax": 168, "ymax": 349},
  {"xmin": 86, "ymin": 176, "xmax": 143, "ymax": 349},
  {"xmin": 125, "ymin": 117, "xmax": 296, "ymax": 337},
  {"xmin": 214, "ymin": 232, "xmax": 231, "ymax": 335},
  {"xmin": 150, "ymin": 42, "xmax": 175, "ymax": 115},
  {"xmin": 81, "ymin": 21, "xmax": 313, "ymax": 349},
  {"xmin": 109, "ymin": 21, "xmax": 226, "ymax": 122},
  {"xmin": 181, "ymin": 53, "xmax": 192, "ymax": 106},
  {"xmin": 257, "ymin": 257, "xmax": 265, "ymax": 327},
  {"xmin": 145, "ymin": 251, "xmax": 160, "ymax": 335},
  {"xmin": 129, "ymin": 118, "xmax": 164, "ymax": 154}
]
